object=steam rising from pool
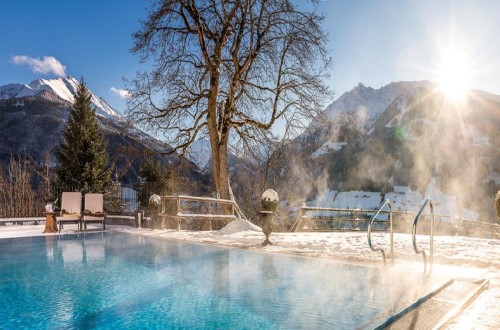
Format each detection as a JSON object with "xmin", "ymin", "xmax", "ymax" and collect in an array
[
  {"xmin": 0, "ymin": 233, "xmax": 449, "ymax": 329},
  {"xmin": 277, "ymin": 85, "xmax": 498, "ymax": 237}
]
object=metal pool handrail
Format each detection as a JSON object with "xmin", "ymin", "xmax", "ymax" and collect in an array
[
  {"xmin": 412, "ymin": 198, "xmax": 434, "ymax": 275},
  {"xmin": 367, "ymin": 199, "xmax": 393, "ymax": 267}
]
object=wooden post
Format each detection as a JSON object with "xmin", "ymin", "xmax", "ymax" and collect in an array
[
  {"xmin": 208, "ymin": 202, "xmax": 212, "ymax": 231},
  {"xmin": 176, "ymin": 197, "xmax": 181, "ymax": 231},
  {"xmin": 160, "ymin": 197, "xmax": 165, "ymax": 229}
]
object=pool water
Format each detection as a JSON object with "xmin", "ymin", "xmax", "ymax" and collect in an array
[{"xmin": 0, "ymin": 232, "xmax": 434, "ymax": 329}]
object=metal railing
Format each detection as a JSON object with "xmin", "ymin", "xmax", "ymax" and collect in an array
[
  {"xmin": 159, "ymin": 195, "xmax": 242, "ymax": 230},
  {"xmin": 367, "ymin": 199, "xmax": 393, "ymax": 267},
  {"xmin": 413, "ymin": 198, "xmax": 435, "ymax": 275}
]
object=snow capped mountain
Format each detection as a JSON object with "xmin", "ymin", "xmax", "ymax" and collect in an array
[
  {"xmin": 276, "ymin": 80, "xmax": 500, "ymax": 222},
  {"xmin": 0, "ymin": 78, "xmax": 208, "ymax": 183},
  {"xmin": 0, "ymin": 76, "xmax": 123, "ymax": 119},
  {"xmin": 0, "ymin": 83, "xmax": 36, "ymax": 99},
  {"xmin": 303, "ymin": 81, "xmax": 435, "ymax": 138},
  {"xmin": 28, "ymin": 77, "xmax": 78, "ymax": 103}
]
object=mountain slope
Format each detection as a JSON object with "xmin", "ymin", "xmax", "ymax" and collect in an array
[
  {"xmin": 301, "ymin": 81, "xmax": 434, "ymax": 142},
  {"xmin": 0, "ymin": 77, "xmax": 208, "ymax": 188},
  {"xmin": 275, "ymin": 81, "xmax": 500, "ymax": 222}
]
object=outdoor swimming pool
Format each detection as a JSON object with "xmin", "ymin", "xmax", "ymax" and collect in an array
[{"xmin": 0, "ymin": 232, "xmax": 438, "ymax": 329}]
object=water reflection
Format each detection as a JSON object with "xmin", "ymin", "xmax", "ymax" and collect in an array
[{"xmin": 1, "ymin": 233, "xmax": 445, "ymax": 329}]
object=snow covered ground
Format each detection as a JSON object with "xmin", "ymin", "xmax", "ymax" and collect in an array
[
  {"xmin": 1, "ymin": 221, "xmax": 499, "ymax": 328},
  {"xmin": 1, "ymin": 221, "xmax": 498, "ymax": 270}
]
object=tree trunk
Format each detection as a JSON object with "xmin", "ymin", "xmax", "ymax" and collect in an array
[
  {"xmin": 212, "ymin": 139, "xmax": 231, "ymax": 222},
  {"xmin": 206, "ymin": 70, "xmax": 231, "ymax": 201},
  {"xmin": 208, "ymin": 131, "xmax": 230, "ymax": 200},
  {"xmin": 218, "ymin": 141, "xmax": 230, "ymax": 200}
]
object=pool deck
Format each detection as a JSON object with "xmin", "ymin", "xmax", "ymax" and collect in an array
[{"xmin": 1, "ymin": 223, "xmax": 499, "ymax": 329}]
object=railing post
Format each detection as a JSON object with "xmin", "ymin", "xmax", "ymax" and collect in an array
[
  {"xmin": 430, "ymin": 204, "xmax": 434, "ymax": 272},
  {"xmin": 390, "ymin": 206, "xmax": 394, "ymax": 265},
  {"xmin": 161, "ymin": 197, "xmax": 166, "ymax": 229},
  {"xmin": 176, "ymin": 197, "xmax": 181, "ymax": 231},
  {"xmin": 207, "ymin": 201, "xmax": 212, "ymax": 230},
  {"xmin": 291, "ymin": 206, "xmax": 305, "ymax": 232}
]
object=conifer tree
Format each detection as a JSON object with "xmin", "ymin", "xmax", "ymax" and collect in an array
[
  {"xmin": 137, "ymin": 157, "xmax": 171, "ymax": 205},
  {"xmin": 55, "ymin": 78, "xmax": 112, "ymax": 192},
  {"xmin": 139, "ymin": 157, "xmax": 170, "ymax": 191}
]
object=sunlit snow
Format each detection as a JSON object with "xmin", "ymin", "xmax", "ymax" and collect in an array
[{"xmin": 311, "ymin": 141, "xmax": 347, "ymax": 159}]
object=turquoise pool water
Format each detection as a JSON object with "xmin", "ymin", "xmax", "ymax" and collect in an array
[{"xmin": 0, "ymin": 232, "xmax": 430, "ymax": 329}]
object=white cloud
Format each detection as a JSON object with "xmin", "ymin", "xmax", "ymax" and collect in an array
[
  {"xmin": 110, "ymin": 87, "xmax": 130, "ymax": 99},
  {"xmin": 11, "ymin": 55, "xmax": 66, "ymax": 77}
]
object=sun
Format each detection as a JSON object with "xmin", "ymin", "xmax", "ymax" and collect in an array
[{"xmin": 435, "ymin": 51, "xmax": 471, "ymax": 103}]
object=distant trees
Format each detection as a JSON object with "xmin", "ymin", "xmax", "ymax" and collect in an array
[
  {"xmin": 137, "ymin": 157, "xmax": 171, "ymax": 207},
  {"xmin": 127, "ymin": 0, "xmax": 332, "ymax": 200},
  {"xmin": 137, "ymin": 156, "xmax": 205, "ymax": 202},
  {"xmin": 0, "ymin": 156, "xmax": 38, "ymax": 217},
  {"xmin": 55, "ymin": 78, "xmax": 112, "ymax": 192}
]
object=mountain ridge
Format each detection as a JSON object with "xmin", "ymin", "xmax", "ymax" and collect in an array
[
  {"xmin": 0, "ymin": 77, "xmax": 207, "ymax": 187},
  {"xmin": 0, "ymin": 76, "xmax": 123, "ymax": 119},
  {"xmin": 304, "ymin": 80, "xmax": 435, "ymax": 135},
  {"xmin": 273, "ymin": 80, "xmax": 500, "ymax": 222}
]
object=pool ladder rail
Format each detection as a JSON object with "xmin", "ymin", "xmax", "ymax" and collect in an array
[
  {"xmin": 412, "ymin": 198, "xmax": 435, "ymax": 275},
  {"xmin": 367, "ymin": 198, "xmax": 435, "ymax": 273},
  {"xmin": 367, "ymin": 199, "xmax": 394, "ymax": 267}
]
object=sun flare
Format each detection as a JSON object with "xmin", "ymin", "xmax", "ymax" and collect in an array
[{"xmin": 435, "ymin": 51, "xmax": 471, "ymax": 103}]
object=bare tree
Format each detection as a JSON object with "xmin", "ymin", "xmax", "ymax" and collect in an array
[
  {"xmin": 0, "ymin": 156, "xmax": 38, "ymax": 218},
  {"xmin": 127, "ymin": 0, "xmax": 332, "ymax": 199},
  {"xmin": 236, "ymin": 120, "xmax": 293, "ymax": 191}
]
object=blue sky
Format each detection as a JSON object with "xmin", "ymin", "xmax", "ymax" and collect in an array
[{"xmin": 1, "ymin": 0, "xmax": 500, "ymax": 114}]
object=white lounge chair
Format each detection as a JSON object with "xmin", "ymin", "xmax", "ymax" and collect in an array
[
  {"xmin": 58, "ymin": 192, "xmax": 82, "ymax": 233},
  {"xmin": 82, "ymin": 193, "xmax": 106, "ymax": 231}
]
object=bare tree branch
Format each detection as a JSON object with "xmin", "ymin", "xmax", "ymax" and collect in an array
[{"xmin": 126, "ymin": 0, "xmax": 332, "ymax": 198}]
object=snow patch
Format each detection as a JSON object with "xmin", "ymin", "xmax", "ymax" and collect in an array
[
  {"xmin": 385, "ymin": 190, "xmax": 424, "ymax": 213},
  {"xmin": 332, "ymin": 191, "xmax": 382, "ymax": 209},
  {"xmin": 309, "ymin": 189, "xmax": 382, "ymax": 210},
  {"xmin": 215, "ymin": 219, "xmax": 262, "ymax": 235},
  {"xmin": 309, "ymin": 182, "xmax": 478, "ymax": 221},
  {"xmin": 393, "ymin": 186, "xmax": 411, "ymax": 194},
  {"xmin": 262, "ymin": 189, "xmax": 279, "ymax": 202},
  {"xmin": 311, "ymin": 141, "xmax": 347, "ymax": 159},
  {"xmin": 29, "ymin": 77, "xmax": 76, "ymax": 103}
]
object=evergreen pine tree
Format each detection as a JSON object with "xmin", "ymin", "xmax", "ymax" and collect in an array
[
  {"xmin": 139, "ymin": 157, "xmax": 170, "ymax": 191},
  {"xmin": 55, "ymin": 78, "xmax": 112, "ymax": 192},
  {"xmin": 138, "ymin": 157, "xmax": 171, "ymax": 206}
]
